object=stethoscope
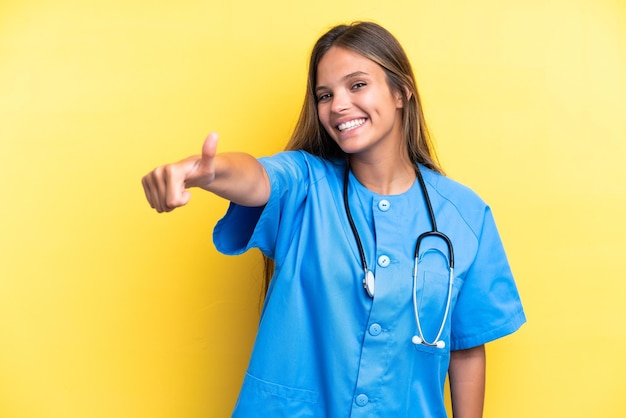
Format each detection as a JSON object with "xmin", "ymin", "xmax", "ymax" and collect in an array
[{"xmin": 343, "ymin": 164, "xmax": 455, "ymax": 349}]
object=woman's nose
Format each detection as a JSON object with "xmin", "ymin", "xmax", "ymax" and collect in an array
[{"xmin": 331, "ymin": 90, "xmax": 350, "ymax": 113}]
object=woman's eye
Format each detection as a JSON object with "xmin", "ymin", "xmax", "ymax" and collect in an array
[
  {"xmin": 352, "ymin": 82, "xmax": 367, "ymax": 90},
  {"xmin": 318, "ymin": 93, "xmax": 331, "ymax": 102}
]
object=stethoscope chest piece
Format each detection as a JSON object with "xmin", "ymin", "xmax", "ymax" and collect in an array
[{"xmin": 363, "ymin": 270, "xmax": 375, "ymax": 298}]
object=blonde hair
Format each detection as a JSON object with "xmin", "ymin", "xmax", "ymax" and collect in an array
[{"xmin": 262, "ymin": 22, "xmax": 443, "ymax": 296}]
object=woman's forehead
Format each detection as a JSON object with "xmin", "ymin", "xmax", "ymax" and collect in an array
[{"xmin": 316, "ymin": 47, "xmax": 383, "ymax": 84}]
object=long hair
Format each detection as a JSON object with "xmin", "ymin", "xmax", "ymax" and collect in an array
[{"xmin": 262, "ymin": 22, "xmax": 443, "ymax": 296}]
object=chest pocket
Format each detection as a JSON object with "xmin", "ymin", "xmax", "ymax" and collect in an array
[{"xmin": 412, "ymin": 248, "xmax": 464, "ymax": 355}]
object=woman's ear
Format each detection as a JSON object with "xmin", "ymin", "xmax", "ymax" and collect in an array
[
  {"xmin": 395, "ymin": 86, "xmax": 412, "ymax": 108},
  {"xmin": 403, "ymin": 86, "xmax": 413, "ymax": 102}
]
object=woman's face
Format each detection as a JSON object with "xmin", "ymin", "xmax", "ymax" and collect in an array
[{"xmin": 315, "ymin": 46, "xmax": 404, "ymax": 160}]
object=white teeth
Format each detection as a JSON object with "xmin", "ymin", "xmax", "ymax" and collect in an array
[{"xmin": 338, "ymin": 119, "xmax": 365, "ymax": 132}]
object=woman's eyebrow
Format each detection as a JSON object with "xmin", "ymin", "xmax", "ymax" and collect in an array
[{"xmin": 315, "ymin": 71, "xmax": 370, "ymax": 93}]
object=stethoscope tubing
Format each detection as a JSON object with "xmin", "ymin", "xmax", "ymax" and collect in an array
[{"xmin": 343, "ymin": 162, "xmax": 455, "ymax": 349}]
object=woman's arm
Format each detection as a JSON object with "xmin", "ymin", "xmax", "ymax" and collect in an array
[
  {"xmin": 141, "ymin": 133, "xmax": 270, "ymax": 212},
  {"xmin": 448, "ymin": 344, "xmax": 486, "ymax": 418}
]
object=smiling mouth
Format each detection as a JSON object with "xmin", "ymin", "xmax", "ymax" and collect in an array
[{"xmin": 337, "ymin": 118, "xmax": 366, "ymax": 132}]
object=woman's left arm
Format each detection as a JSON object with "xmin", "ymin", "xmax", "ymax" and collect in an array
[{"xmin": 448, "ymin": 344, "xmax": 486, "ymax": 418}]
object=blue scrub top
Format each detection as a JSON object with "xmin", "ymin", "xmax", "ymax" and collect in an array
[{"xmin": 213, "ymin": 151, "xmax": 526, "ymax": 417}]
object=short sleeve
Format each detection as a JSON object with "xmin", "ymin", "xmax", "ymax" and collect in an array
[
  {"xmin": 212, "ymin": 151, "xmax": 310, "ymax": 260},
  {"xmin": 449, "ymin": 206, "xmax": 526, "ymax": 350}
]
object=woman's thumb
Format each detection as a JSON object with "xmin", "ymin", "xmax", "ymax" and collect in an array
[{"xmin": 200, "ymin": 132, "xmax": 219, "ymax": 164}]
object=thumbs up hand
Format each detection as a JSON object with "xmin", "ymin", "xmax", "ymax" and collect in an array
[{"xmin": 142, "ymin": 133, "xmax": 220, "ymax": 213}]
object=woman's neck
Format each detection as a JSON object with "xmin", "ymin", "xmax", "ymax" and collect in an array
[{"xmin": 349, "ymin": 153, "xmax": 416, "ymax": 195}]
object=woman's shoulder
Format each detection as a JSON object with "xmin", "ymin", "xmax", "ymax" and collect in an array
[
  {"xmin": 420, "ymin": 166, "xmax": 490, "ymax": 223},
  {"xmin": 260, "ymin": 150, "xmax": 345, "ymax": 177},
  {"xmin": 421, "ymin": 166, "xmax": 482, "ymax": 198},
  {"xmin": 263, "ymin": 150, "xmax": 342, "ymax": 164}
]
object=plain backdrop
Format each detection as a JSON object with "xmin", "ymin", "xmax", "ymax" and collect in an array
[{"xmin": 1, "ymin": 0, "xmax": 625, "ymax": 416}]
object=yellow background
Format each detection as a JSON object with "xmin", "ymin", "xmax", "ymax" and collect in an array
[{"xmin": 1, "ymin": 0, "xmax": 625, "ymax": 416}]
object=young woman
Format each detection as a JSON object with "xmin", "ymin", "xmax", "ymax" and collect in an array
[{"xmin": 142, "ymin": 21, "xmax": 525, "ymax": 418}]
